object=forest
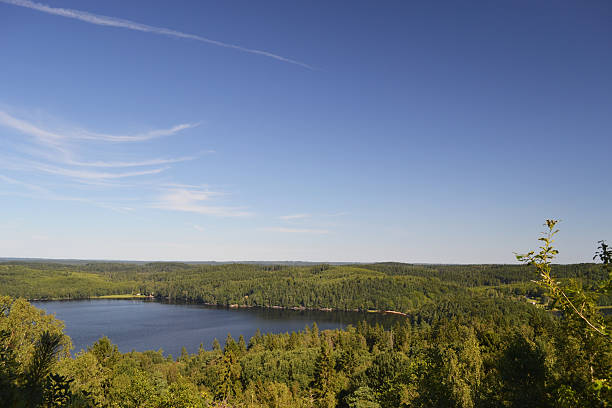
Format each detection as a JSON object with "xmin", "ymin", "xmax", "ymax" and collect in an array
[
  {"xmin": 1, "ymin": 261, "xmax": 610, "ymax": 312},
  {"xmin": 0, "ymin": 223, "xmax": 610, "ymax": 407}
]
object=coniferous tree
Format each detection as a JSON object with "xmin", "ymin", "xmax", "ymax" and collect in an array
[{"xmin": 311, "ymin": 342, "xmax": 336, "ymax": 408}]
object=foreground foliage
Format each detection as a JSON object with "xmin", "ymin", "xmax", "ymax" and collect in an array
[{"xmin": 1, "ymin": 292, "xmax": 610, "ymax": 407}]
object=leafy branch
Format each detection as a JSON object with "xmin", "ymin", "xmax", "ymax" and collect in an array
[{"xmin": 515, "ymin": 220, "xmax": 607, "ymax": 336}]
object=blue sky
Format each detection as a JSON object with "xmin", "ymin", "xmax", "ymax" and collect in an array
[{"xmin": 0, "ymin": 0, "xmax": 610, "ymax": 263}]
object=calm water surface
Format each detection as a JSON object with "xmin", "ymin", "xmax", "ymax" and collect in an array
[{"xmin": 32, "ymin": 300, "xmax": 401, "ymax": 357}]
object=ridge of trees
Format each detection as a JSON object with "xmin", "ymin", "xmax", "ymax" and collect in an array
[{"xmin": 1, "ymin": 261, "xmax": 610, "ymax": 311}]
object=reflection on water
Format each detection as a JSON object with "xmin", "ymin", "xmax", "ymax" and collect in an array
[{"xmin": 32, "ymin": 299, "xmax": 404, "ymax": 357}]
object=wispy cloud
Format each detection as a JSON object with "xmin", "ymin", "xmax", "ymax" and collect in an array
[
  {"xmin": 324, "ymin": 212, "xmax": 348, "ymax": 217},
  {"xmin": 193, "ymin": 224, "xmax": 205, "ymax": 232},
  {"xmin": 0, "ymin": 110, "xmax": 63, "ymax": 146},
  {"xmin": 0, "ymin": 174, "xmax": 47, "ymax": 194},
  {"xmin": 0, "ymin": 109, "xmax": 199, "ymax": 181},
  {"xmin": 279, "ymin": 213, "xmax": 311, "ymax": 221},
  {"xmin": 28, "ymin": 161, "xmax": 170, "ymax": 180},
  {"xmin": 74, "ymin": 123, "xmax": 199, "ymax": 143},
  {"xmin": 1, "ymin": 0, "xmax": 314, "ymax": 70},
  {"xmin": 279, "ymin": 212, "xmax": 347, "ymax": 221},
  {"xmin": 0, "ymin": 106, "xmax": 247, "ymax": 217},
  {"xmin": 0, "ymin": 174, "xmax": 134, "ymax": 212},
  {"xmin": 262, "ymin": 227, "xmax": 329, "ymax": 234},
  {"xmin": 10, "ymin": 135, "xmax": 198, "ymax": 170},
  {"xmin": 152, "ymin": 188, "xmax": 251, "ymax": 217},
  {"xmin": 0, "ymin": 110, "xmax": 198, "ymax": 144},
  {"xmin": 161, "ymin": 182, "xmax": 212, "ymax": 189},
  {"xmin": 65, "ymin": 156, "xmax": 195, "ymax": 168}
]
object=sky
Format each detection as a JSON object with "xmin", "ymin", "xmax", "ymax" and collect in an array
[{"xmin": 0, "ymin": 0, "xmax": 611, "ymax": 263}]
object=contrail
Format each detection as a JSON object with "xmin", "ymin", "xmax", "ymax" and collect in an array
[{"xmin": 1, "ymin": 0, "xmax": 314, "ymax": 69}]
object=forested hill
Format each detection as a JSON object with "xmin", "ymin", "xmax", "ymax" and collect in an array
[{"xmin": 1, "ymin": 261, "xmax": 609, "ymax": 311}]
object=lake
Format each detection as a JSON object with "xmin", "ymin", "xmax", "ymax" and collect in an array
[{"xmin": 32, "ymin": 299, "xmax": 402, "ymax": 357}]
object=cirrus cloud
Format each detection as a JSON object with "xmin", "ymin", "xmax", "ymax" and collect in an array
[
  {"xmin": 152, "ymin": 188, "xmax": 251, "ymax": 217},
  {"xmin": 262, "ymin": 227, "xmax": 329, "ymax": 234}
]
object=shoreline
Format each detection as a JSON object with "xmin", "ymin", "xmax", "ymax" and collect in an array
[{"xmin": 29, "ymin": 295, "xmax": 411, "ymax": 317}]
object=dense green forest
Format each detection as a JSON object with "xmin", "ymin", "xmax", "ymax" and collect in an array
[
  {"xmin": 1, "ymin": 261, "xmax": 610, "ymax": 311},
  {"xmin": 1, "ymin": 225, "xmax": 611, "ymax": 407},
  {"xmin": 1, "ymin": 291, "xmax": 610, "ymax": 407}
]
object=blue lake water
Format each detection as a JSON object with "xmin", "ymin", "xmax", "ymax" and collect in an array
[{"xmin": 32, "ymin": 299, "xmax": 401, "ymax": 357}]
